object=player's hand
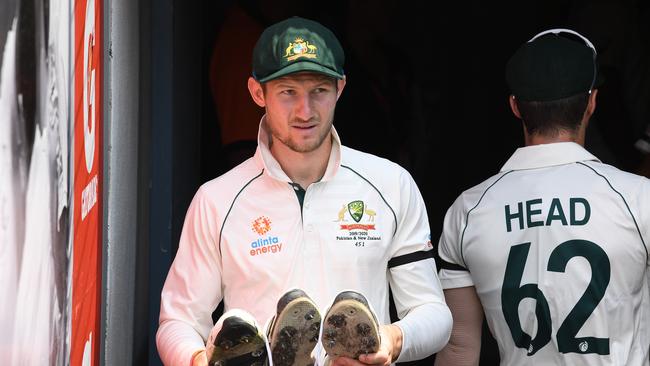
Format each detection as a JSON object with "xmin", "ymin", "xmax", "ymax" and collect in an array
[
  {"xmin": 329, "ymin": 325, "xmax": 403, "ymax": 366},
  {"xmin": 191, "ymin": 349, "xmax": 208, "ymax": 366}
]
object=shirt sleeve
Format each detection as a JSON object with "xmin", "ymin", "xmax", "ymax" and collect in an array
[
  {"xmin": 156, "ymin": 186, "xmax": 224, "ymax": 366},
  {"xmin": 387, "ymin": 168, "xmax": 452, "ymax": 362},
  {"xmin": 437, "ymin": 194, "xmax": 475, "ymax": 290}
]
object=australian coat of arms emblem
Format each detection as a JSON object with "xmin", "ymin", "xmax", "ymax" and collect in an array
[{"xmin": 285, "ymin": 37, "xmax": 318, "ymax": 61}]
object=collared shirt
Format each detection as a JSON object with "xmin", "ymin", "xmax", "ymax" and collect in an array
[
  {"xmin": 157, "ymin": 123, "xmax": 451, "ymax": 365},
  {"xmin": 438, "ymin": 142, "xmax": 650, "ymax": 366}
]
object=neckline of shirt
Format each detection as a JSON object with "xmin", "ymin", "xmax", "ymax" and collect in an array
[{"xmin": 500, "ymin": 142, "xmax": 601, "ymax": 171}]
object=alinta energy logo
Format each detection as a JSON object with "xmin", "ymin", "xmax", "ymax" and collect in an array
[{"xmin": 250, "ymin": 216, "xmax": 283, "ymax": 257}]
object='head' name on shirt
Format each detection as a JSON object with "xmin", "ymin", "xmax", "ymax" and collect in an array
[{"xmin": 504, "ymin": 198, "xmax": 590, "ymax": 232}]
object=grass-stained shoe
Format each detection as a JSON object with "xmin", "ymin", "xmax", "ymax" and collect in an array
[
  {"xmin": 205, "ymin": 309, "xmax": 268, "ymax": 366},
  {"xmin": 267, "ymin": 289, "xmax": 321, "ymax": 366},
  {"xmin": 321, "ymin": 290, "xmax": 380, "ymax": 359}
]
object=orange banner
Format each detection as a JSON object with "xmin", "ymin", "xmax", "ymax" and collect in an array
[{"xmin": 72, "ymin": 0, "xmax": 102, "ymax": 364}]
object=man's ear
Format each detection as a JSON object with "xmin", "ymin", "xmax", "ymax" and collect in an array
[
  {"xmin": 336, "ymin": 76, "xmax": 346, "ymax": 101},
  {"xmin": 509, "ymin": 95, "xmax": 522, "ymax": 119},
  {"xmin": 248, "ymin": 77, "xmax": 266, "ymax": 107},
  {"xmin": 585, "ymin": 89, "xmax": 598, "ymax": 118}
]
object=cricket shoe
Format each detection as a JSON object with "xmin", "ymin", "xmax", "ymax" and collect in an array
[
  {"xmin": 267, "ymin": 289, "xmax": 321, "ymax": 366},
  {"xmin": 205, "ymin": 309, "xmax": 269, "ymax": 366},
  {"xmin": 321, "ymin": 290, "xmax": 380, "ymax": 359}
]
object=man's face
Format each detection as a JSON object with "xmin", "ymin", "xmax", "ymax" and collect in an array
[{"xmin": 255, "ymin": 72, "xmax": 344, "ymax": 154}]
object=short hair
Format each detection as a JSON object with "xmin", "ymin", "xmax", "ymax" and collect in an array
[
  {"xmin": 260, "ymin": 73, "xmax": 338, "ymax": 94},
  {"xmin": 516, "ymin": 92, "xmax": 590, "ymax": 136}
]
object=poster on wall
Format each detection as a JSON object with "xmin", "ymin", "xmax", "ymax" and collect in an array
[
  {"xmin": 0, "ymin": 0, "xmax": 73, "ymax": 364},
  {"xmin": 0, "ymin": 0, "xmax": 102, "ymax": 363},
  {"xmin": 72, "ymin": 0, "xmax": 102, "ymax": 364}
]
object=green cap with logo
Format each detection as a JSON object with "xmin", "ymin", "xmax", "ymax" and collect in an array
[{"xmin": 252, "ymin": 16, "xmax": 345, "ymax": 83}]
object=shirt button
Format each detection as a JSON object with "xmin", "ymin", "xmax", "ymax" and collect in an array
[
  {"xmin": 305, "ymin": 202, "xmax": 310, "ymax": 209},
  {"xmin": 306, "ymin": 224, "xmax": 313, "ymax": 232}
]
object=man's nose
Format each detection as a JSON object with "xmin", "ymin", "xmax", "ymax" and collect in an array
[{"xmin": 294, "ymin": 94, "xmax": 315, "ymax": 121}]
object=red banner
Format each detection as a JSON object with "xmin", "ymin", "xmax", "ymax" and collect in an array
[
  {"xmin": 340, "ymin": 224, "xmax": 376, "ymax": 231},
  {"xmin": 72, "ymin": 0, "xmax": 102, "ymax": 364}
]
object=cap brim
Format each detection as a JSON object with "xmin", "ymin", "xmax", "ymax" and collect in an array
[{"xmin": 257, "ymin": 61, "xmax": 344, "ymax": 83}]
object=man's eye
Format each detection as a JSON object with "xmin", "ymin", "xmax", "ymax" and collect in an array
[{"xmin": 281, "ymin": 89, "xmax": 296, "ymax": 95}]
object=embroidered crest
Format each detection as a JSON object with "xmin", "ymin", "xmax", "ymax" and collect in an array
[
  {"xmin": 284, "ymin": 37, "xmax": 318, "ymax": 61},
  {"xmin": 335, "ymin": 200, "xmax": 378, "ymax": 232},
  {"xmin": 347, "ymin": 200, "xmax": 365, "ymax": 223}
]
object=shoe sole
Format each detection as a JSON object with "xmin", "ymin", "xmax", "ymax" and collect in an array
[
  {"xmin": 269, "ymin": 297, "xmax": 321, "ymax": 366},
  {"xmin": 322, "ymin": 299, "xmax": 380, "ymax": 358},
  {"xmin": 207, "ymin": 316, "xmax": 267, "ymax": 366}
]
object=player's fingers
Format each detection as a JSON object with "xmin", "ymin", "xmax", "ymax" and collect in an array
[
  {"xmin": 191, "ymin": 350, "xmax": 208, "ymax": 366},
  {"xmin": 358, "ymin": 352, "xmax": 391, "ymax": 365},
  {"xmin": 330, "ymin": 356, "xmax": 366, "ymax": 366}
]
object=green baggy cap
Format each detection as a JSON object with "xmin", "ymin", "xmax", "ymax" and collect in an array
[
  {"xmin": 252, "ymin": 16, "xmax": 345, "ymax": 83},
  {"xmin": 505, "ymin": 29, "xmax": 604, "ymax": 102}
]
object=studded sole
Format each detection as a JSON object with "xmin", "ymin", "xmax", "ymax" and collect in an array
[
  {"xmin": 270, "ymin": 297, "xmax": 321, "ymax": 366},
  {"xmin": 322, "ymin": 299, "xmax": 380, "ymax": 359},
  {"xmin": 207, "ymin": 316, "xmax": 267, "ymax": 366}
]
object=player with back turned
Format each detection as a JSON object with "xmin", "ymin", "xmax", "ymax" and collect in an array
[{"xmin": 434, "ymin": 29, "xmax": 650, "ymax": 366}]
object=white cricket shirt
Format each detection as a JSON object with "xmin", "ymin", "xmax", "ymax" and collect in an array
[
  {"xmin": 157, "ymin": 124, "xmax": 451, "ymax": 365},
  {"xmin": 438, "ymin": 142, "xmax": 650, "ymax": 366}
]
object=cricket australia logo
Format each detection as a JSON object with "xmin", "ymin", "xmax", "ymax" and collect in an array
[
  {"xmin": 348, "ymin": 200, "xmax": 365, "ymax": 222},
  {"xmin": 335, "ymin": 200, "xmax": 382, "ymax": 244},
  {"xmin": 249, "ymin": 216, "xmax": 283, "ymax": 257},
  {"xmin": 285, "ymin": 37, "xmax": 318, "ymax": 61},
  {"xmin": 335, "ymin": 200, "xmax": 376, "ymax": 230}
]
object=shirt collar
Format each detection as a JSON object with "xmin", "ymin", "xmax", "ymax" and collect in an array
[
  {"xmin": 500, "ymin": 142, "xmax": 600, "ymax": 172},
  {"xmin": 254, "ymin": 115, "xmax": 342, "ymax": 183}
]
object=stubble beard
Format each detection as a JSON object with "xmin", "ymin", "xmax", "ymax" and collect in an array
[{"xmin": 271, "ymin": 118, "xmax": 333, "ymax": 153}]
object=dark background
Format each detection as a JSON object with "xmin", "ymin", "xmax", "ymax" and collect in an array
[
  {"xmin": 192, "ymin": 0, "xmax": 650, "ymax": 365},
  {"xmin": 200, "ymin": 0, "xmax": 650, "ymax": 237}
]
